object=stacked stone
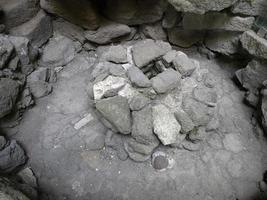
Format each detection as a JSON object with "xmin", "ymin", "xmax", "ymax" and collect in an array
[{"xmin": 91, "ymin": 39, "xmax": 218, "ymax": 162}]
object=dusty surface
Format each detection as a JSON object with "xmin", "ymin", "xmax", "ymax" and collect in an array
[{"xmin": 5, "ymin": 48, "xmax": 267, "ymax": 200}]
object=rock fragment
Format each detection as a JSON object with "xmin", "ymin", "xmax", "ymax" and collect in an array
[
  {"xmin": 174, "ymin": 109, "xmax": 195, "ymax": 134},
  {"xmin": 140, "ymin": 22, "xmax": 167, "ymax": 41},
  {"xmin": 103, "ymin": 45, "xmax": 127, "ymax": 64},
  {"xmin": 96, "ymin": 96, "xmax": 131, "ymax": 134},
  {"xmin": 127, "ymin": 67, "xmax": 151, "ymax": 88},
  {"xmin": 0, "ymin": 35, "xmax": 14, "ymax": 69},
  {"xmin": 173, "ymin": 51, "xmax": 197, "ymax": 77}
]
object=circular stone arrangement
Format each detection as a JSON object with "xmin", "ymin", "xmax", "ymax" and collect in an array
[{"xmin": 92, "ymin": 39, "xmax": 218, "ymax": 162}]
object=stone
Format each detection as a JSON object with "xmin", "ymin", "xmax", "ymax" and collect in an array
[
  {"xmin": 85, "ymin": 23, "xmax": 131, "ymax": 45},
  {"xmin": 183, "ymin": 12, "xmax": 254, "ymax": 32},
  {"xmin": 162, "ymin": 50, "xmax": 178, "ymax": 67},
  {"xmin": 151, "ymin": 68, "xmax": 181, "ymax": 94},
  {"xmin": 127, "ymin": 67, "xmax": 151, "ymax": 88},
  {"xmin": 0, "ymin": 78, "xmax": 20, "ymax": 119},
  {"xmin": 17, "ymin": 167, "xmax": 38, "ymax": 188},
  {"xmin": 173, "ymin": 51, "xmax": 197, "ymax": 77},
  {"xmin": 74, "ymin": 113, "xmax": 94, "ymax": 130},
  {"xmin": 102, "ymin": 0, "xmax": 167, "ymax": 25},
  {"xmin": 204, "ymin": 31, "xmax": 241, "ymax": 55},
  {"xmin": 132, "ymin": 39, "xmax": 172, "ymax": 68},
  {"xmin": 103, "ymin": 45, "xmax": 127, "ymax": 64},
  {"xmin": 40, "ymin": 0, "xmax": 99, "ymax": 30},
  {"xmin": 174, "ymin": 109, "xmax": 195, "ymax": 134},
  {"xmin": 28, "ymin": 81, "xmax": 52, "ymax": 99},
  {"xmin": 162, "ymin": 4, "xmax": 181, "ymax": 29},
  {"xmin": 152, "ymin": 104, "xmax": 182, "ymax": 145},
  {"xmin": 108, "ymin": 64, "xmax": 126, "ymax": 77},
  {"xmin": 41, "ymin": 35, "xmax": 75, "ymax": 67},
  {"xmin": 140, "ymin": 22, "xmax": 167, "ymax": 41},
  {"xmin": 168, "ymin": 0, "xmax": 237, "ymax": 14},
  {"xmin": 0, "ymin": 0, "xmax": 40, "ymax": 30},
  {"xmin": 0, "ymin": 140, "xmax": 26, "ymax": 173},
  {"xmin": 232, "ymin": 0, "xmax": 265, "ymax": 16},
  {"xmin": 167, "ymin": 28, "xmax": 204, "ymax": 48},
  {"xmin": 95, "ymin": 96, "xmax": 131, "ymax": 134},
  {"xmin": 9, "ymin": 10, "xmax": 52, "ymax": 48},
  {"xmin": 223, "ymin": 133, "xmax": 244, "ymax": 153},
  {"xmin": 152, "ymin": 152, "xmax": 169, "ymax": 170},
  {"xmin": 0, "ymin": 35, "xmax": 14, "ymax": 69},
  {"xmin": 93, "ymin": 76, "xmax": 126, "ymax": 100},
  {"xmin": 0, "ymin": 136, "xmax": 6, "ymax": 150},
  {"xmin": 240, "ymin": 30, "xmax": 267, "ymax": 60}
]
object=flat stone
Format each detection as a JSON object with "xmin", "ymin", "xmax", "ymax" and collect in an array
[
  {"xmin": 162, "ymin": 50, "xmax": 178, "ymax": 67},
  {"xmin": 240, "ymin": 30, "xmax": 267, "ymax": 60},
  {"xmin": 183, "ymin": 12, "xmax": 254, "ymax": 32},
  {"xmin": 0, "ymin": 78, "xmax": 20, "ymax": 118},
  {"xmin": 40, "ymin": 0, "xmax": 100, "ymax": 30},
  {"xmin": 174, "ymin": 109, "xmax": 195, "ymax": 134},
  {"xmin": 93, "ymin": 76, "xmax": 127, "ymax": 100},
  {"xmin": 10, "ymin": 10, "xmax": 52, "ymax": 48},
  {"xmin": 85, "ymin": 23, "xmax": 131, "ymax": 45},
  {"xmin": 41, "ymin": 35, "xmax": 75, "ymax": 67},
  {"xmin": 127, "ymin": 67, "xmax": 151, "ymax": 88},
  {"xmin": 151, "ymin": 68, "xmax": 181, "ymax": 94},
  {"xmin": 167, "ymin": 28, "xmax": 204, "ymax": 48},
  {"xmin": 132, "ymin": 39, "xmax": 172, "ymax": 68},
  {"xmin": 95, "ymin": 96, "xmax": 131, "ymax": 134},
  {"xmin": 204, "ymin": 31, "xmax": 241, "ymax": 55},
  {"xmin": 152, "ymin": 104, "xmax": 182, "ymax": 145},
  {"xmin": 0, "ymin": 35, "xmax": 14, "ymax": 69},
  {"xmin": 140, "ymin": 22, "xmax": 167, "ymax": 41},
  {"xmin": 173, "ymin": 51, "xmax": 197, "ymax": 77},
  {"xmin": 168, "ymin": 0, "xmax": 237, "ymax": 14},
  {"xmin": 103, "ymin": 45, "xmax": 127, "ymax": 64}
]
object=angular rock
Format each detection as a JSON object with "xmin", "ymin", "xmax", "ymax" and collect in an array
[
  {"xmin": 10, "ymin": 10, "xmax": 52, "ymax": 48},
  {"xmin": 168, "ymin": 0, "xmax": 237, "ymax": 14},
  {"xmin": 127, "ymin": 67, "xmax": 151, "ymax": 88},
  {"xmin": 132, "ymin": 39, "xmax": 172, "ymax": 68},
  {"xmin": 85, "ymin": 23, "xmax": 131, "ymax": 45},
  {"xmin": 162, "ymin": 4, "xmax": 181, "ymax": 29},
  {"xmin": 0, "ymin": 140, "xmax": 26, "ymax": 173},
  {"xmin": 0, "ymin": 35, "xmax": 14, "ymax": 69},
  {"xmin": 41, "ymin": 35, "xmax": 75, "ymax": 67},
  {"xmin": 103, "ymin": 45, "xmax": 127, "ymax": 64},
  {"xmin": 183, "ymin": 12, "xmax": 254, "ymax": 32},
  {"xmin": 140, "ymin": 22, "xmax": 167, "ymax": 41},
  {"xmin": 0, "ymin": 0, "xmax": 40, "ymax": 30},
  {"xmin": 173, "ymin": 51, "xmax": 197, "ymax": 77},
  {"xmin": 205, "ymin": 31, "xmax": 241, "ymax": 55},
  {"xmin": 151, "ymin": 68, "xmax": 181, "ymax": 94},
  {"xmin": 102, "ymin": 0, "xmax": 167, "ymax": 25},
  {"xmin": 95, "ymin": 96, "xmax": 131, "ymax": 134},
  {"xmin": 0, "ymin": 78, "xmax": 20, "ymax": 119},
  {"xmin": 168, "ymin": 28, "xmax": 204, "ymax": 48},
  {"xmin": 152, "ymin": 104, "xmax": 182, "ymax": 145},
  {"xmin": 174, "ymin": 109, "xmax": 195, "ymax": 134},
  {"xmin": 93, "ymin": 76, "xmax": 126, "ymax": 100},
  {"xmin": 40, "ymin": 0, "xmax": 99, "ymax": 30},
  {"xmin": 162, "ymin": 50, "xmax": 178, "ymax": 67},
  {"xmin": 240, "ymin": 30, "xmax": 267, "ymax": 59},
  {"xmin": 17, "ymin": 167, "xmax": 38, "ymax": 188},
  {"xmin": 108, "ymin": 63, "xmax": 126, "ymax": 77},
  {"xmin": 232, "ymin": 0, "xmax": 266, "ymax": 16}
]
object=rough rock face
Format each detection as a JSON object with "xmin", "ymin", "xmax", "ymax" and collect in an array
[
  {"xmin": 168, "ymin": 0, "xmax": 237, "ymax": 14},
  {"xmin": 0, "ymin": 36, "xmax": 14, "ymax": 69},
  {"xmin": 232, "ymin": 0, "xmax": 266, "ymax": 16},
  {"xmin": 102, "ymin": 0, "xmax": 167, "ymax": 25},
  {"xmin": 0, "ymin": 0, "xmax": 40, "ymax": 30},
  {"xmin": 40, "ymin": 0, "xmax": 99, "ymax": 30},
  {"xmin": 241, "ymin": 30, "xmax": 267, "ymax": 60},
  {"xmin": 0, "ymin": 78, "xmax": 20, "ymax": 118},
  {"xmin": 183, "ymin": 12, "xmax": 254, "ymax": 32}
]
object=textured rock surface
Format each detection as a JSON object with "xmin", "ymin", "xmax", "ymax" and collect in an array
[
  {"xmin": 96, "ymin": 96, "xmax": 131, "ymax": 134},
  {"xmin": 183, "ymin": 12, "xmax": 254, "ymax": 31},
  {"xmin": 10, "ymin": 10, "xmax": 52, "ymax": 48},
  {"xmin": 241, "ymin": 30, "xmax": 267, "ymax": 60},
  {"xmin": 232, "ymin": 0, "xmax": 266, "ymax": 16},
  {"xmin": 132, "ymin": 39, "xmax": 172, "ymax": 68},
  {"xmin": 40, "ymin": 0, "xmax": 99, "ymax": 30},
  {"xmin": 127, "ymin": 67, "xmax": 151, "ymax": 88},
  {"xmin": 103, "ymin": 45, "xmax": 127, "ymax": 64},
  {"xmin": 173, "ymin": 51, "xmax": 197, "ymax": 77},
  {"xmin": 0, "ymin": 35, "xmax": 14, "ymax": 69},
  {"xmin": 140, "ymin": 22, "xmax": 167, "ymax": 41},
  {"xmin": 168, "ymin": 0, "xmax": 237, "ymax": 14}
]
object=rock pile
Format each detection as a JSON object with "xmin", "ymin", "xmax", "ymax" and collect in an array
[{"xmin": 92, "ymin": 40, "xmax": 218, "ymax": 162}]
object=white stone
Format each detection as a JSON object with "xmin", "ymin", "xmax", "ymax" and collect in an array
[{"xmin": 74, "ymin": 113, "xmax": 94, "ymax": 130}]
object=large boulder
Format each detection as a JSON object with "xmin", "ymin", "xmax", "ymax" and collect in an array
[
  {"xmin": 231, "ymin": 0, "xmax": 266, "ymax": 16},
  {"xmin": 0, "ymin": 0, "xmax": 40, "ymax": 30},
  {"xmin": 101, "ymin": 0, "xmax": 167, "ymax": 25},
  {"xmin": 95, "ymin": 96, "xmax": 132, "ymax": 134},
  {"xmin": 0, "ymin": 78, "xmax": 20, "ymax": 119},
  {"xmin": 10, "ymin": 10, "xmax": 52, "ymax": 48},
  {"xmin": 240, "ymin": 30, "xmax": 267, "ymax": 60},
  {"xmin": 183, "ymin": 12, "xmax": 254, "ymax": 32},
  {"xmin": 168, "ymin": 0, "xmax": 237, "ymax": 14},
  {"xmin": 40, "ymin": 0, "xmax": 99, "ymax": 30},
  {"xmin": 132, "ymin": 39, "xmax": 172, "ymax": 68}
]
